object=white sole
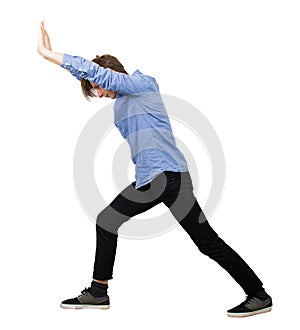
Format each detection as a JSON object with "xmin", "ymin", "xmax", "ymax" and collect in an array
[
  {"xmin": 60, "ymin": 303, "xmax": 110, "ymax": 310},
  {"xmin": 227, "ymin": 306, "xmax": 272, "ymax": 318}
]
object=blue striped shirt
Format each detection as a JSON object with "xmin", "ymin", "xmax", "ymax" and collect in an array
[{"xmin": 62, "ymin": 54, "xmax": 189, "ymax": 188}]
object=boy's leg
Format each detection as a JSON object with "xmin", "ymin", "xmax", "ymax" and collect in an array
[
  {"xmin": 162, "ymin": 171, "xmax": 263, "ymax": 296},
  {"xmin": 161, "ymin": 171, "xmax": 272, "ymax": 317},
  {"xmin": 93, "ymin": 181, "xmax": 161, "ymax": 281},
  {"xmin": 174, "ymin": 201, "xmax": 263, "ymax": 295},
  {"xmin": 61, "ymin": 180, "xmax": 162, "ymax": 309}
]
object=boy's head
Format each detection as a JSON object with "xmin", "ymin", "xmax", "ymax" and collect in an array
[{"xmin": 81, "ymin": 54, "xmax": 128, "ymax": 100}]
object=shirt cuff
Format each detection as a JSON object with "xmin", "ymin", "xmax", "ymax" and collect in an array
[{"xmin": 61, "ymin": 54, "xmax": 73, "ymax": 70}]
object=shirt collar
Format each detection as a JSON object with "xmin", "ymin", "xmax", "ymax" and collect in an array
[{"xmin": 132, "ymin": 69, "xmax": 142, "ymax": 75}]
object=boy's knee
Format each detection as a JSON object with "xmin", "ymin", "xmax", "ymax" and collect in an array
[{"xmin": 96, "ymin": 206, "xmax": 129, "ymax": 235}]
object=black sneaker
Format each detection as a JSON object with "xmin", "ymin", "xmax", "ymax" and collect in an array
[
  {"xmin": 227, "ymin": 291, "xmax": 272, "ymax": 318},
  {"xmin": 60, "ymin": 288, "xmax": 110, "ymax": 309}
]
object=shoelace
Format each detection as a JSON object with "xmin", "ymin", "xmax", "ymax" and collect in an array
[
  {"xmin": 78, "ymin": 288, "xmax": 90, "ymax": 298},
  {"xmin": 245, "ymin": 296, "xmax": 256, "ymax": 304}
]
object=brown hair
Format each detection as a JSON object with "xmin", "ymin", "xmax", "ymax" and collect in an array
[{"xmin": 81, "ymin": 54, "xmax": 128, "ymax": 100}]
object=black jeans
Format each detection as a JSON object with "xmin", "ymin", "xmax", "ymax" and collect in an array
[{"xmin": 93, "ymin": 171, "xmax": 263, "ymax": 296}]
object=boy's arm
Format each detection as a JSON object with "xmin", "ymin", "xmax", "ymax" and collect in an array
[{"xmin": 37, "ymin": 21, "xmax": 157, "ymax": 94}]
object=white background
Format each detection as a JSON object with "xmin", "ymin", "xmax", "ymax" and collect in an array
[{"xmin": 0, "ymin": 0, "xmax": 299, "ymax": 328}]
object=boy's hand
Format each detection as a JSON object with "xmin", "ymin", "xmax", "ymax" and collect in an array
[
  {"xmin": 37, "ymin": 21, "xmax": 64, "ymax": 66},
  {"xmin": 37, "ymin": 20, "xmax": 51, "ymax": 57}
]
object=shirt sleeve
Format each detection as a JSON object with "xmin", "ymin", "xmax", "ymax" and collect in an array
[{"xmin": 61, "ymin": 54, "xmax": 158, "ymax": 95}]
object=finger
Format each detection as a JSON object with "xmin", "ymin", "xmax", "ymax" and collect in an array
[
  {"xmin": 37, "ymin": 29, "xmax": 44, "ymax": 54},
  {"xmin": 38, "ymin": 24, "xmax": 46, "ymax": 47},
  {"xmin": 45, "ymin": 32, "xmax": 52, "ymax": 51},
  {"xmin": 42, "ymin": 22, "xmax": 52, "ymax": 51},
  {"xmin": 41, "ymin": 21, "xmax": 47, "ymax": 34}
]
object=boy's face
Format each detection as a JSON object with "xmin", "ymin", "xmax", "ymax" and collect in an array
[{"xmin": 90, "ymin": 82, "xmax": 117, "ymax": 99}]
